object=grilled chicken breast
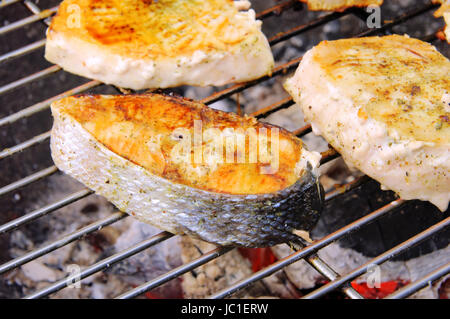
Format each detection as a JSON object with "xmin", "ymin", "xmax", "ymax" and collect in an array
[
  {"xmin": 284, "ymin": 35, "xmax": 450, "ymax": 211},
  {"xmin": 433, "ymin": 0, "xmax": 450, "ymax": 42},
  {"xmin": 50, "ymin": 94, "xmax": 323, "ymax": 247},
  {"xmin": 45, "ymin": 0, "xmax": 274, "ymax": 90},
  {"xmin": 299, "ymin": 0, "xmax": 383, "ymax": 11}
]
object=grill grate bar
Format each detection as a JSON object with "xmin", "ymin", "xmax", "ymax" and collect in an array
[
  {"xmin": 303, "ymin": 216, "xmax": 450, "ymax": 299},
  {"xmin": 22, "ymin": 0, "xmax": 48, "ymax": 17},
  {"xmin": 386, "ymin": 262, "xmax": 450, "ymax": 299},
  {"xmin": 0, "ymin": 188, "xmax": 92, "ymax": 234},
  {"xmin": 253, "ymin": 97, "xmax": 295, "ymax": 119},
  {"xmin": 346, "ymin": 7, "xmax": 371, "ymax": 22},
  {"xmin": 209, "ymin": 199, "xmax": 405, "ymax": 299},
  {"xmin": 116, "ymin": 246, "xmax": 234, "ymax": 299},
  {"xmin": 25, "ymin": 231, "xmax": 174, "ymax": 299},
  {"xmin": 255, "ymin": 0, "xmax": 298, "ymax": 20},
  {"xmin": 358, "ymin": 2, "xmax": 439, "ymax": 37},
  {"xmin": 0, "ymin": 65, "xmax": 61, "ymax": 96},
  {"xmin": 268, "ymin": 11, "xmax": 346, "ymax": 46},
  {"xmin": 0, "ymin": 0, "xmax": 21, "ymax": 9},
  {"xmin": 292, "ymin": 124, "xmax": 312, "ymax": 137},
  {"xmin": 13, "ymin": 174, "xmax": 367, "ymax": 299},
  {"xmin": 1, "ymin": 0, "xmax": 446, "ymax": 299},
  {"xmin": 305, "ymin": 253, "xmax": 363, "ymax": 299},
  {"xmin": 0, "ymin": 165, "xmax": 57, "ymax": 197},
  {"xmin": 0, "ymin": 211, "xmax": 127, "ymax": 275},
  {"xmin": 0, "ymin": 5, "xmax": 57, "ymax": 35},
  {"xmin": 289, "ymin": 238, "xmax": 363, "ymax": 299},
  {"xmin": 0, "ymin": 38, "xmax": 46, "ymax": 64},
  {"xmin": 202, "ymin": 57, "xmax": 302, "ymax": 105},
  {"xmin": 0, "ymin": 80, "xmax": 101, "ymax": 127},
  {"xmin": 0, "ymin": 130, "xmax": 50, "ymax": 159},
  {"xmin": 324, "ymin": 175, "xmax": 371, "ymax": 202},
  {"xmin": 319, "ymin": 148, "xmax": 339, "ymax": 165}
]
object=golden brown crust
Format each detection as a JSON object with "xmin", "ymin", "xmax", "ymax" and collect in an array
[
  {"xmin": 311, "ymin": 35, "xmax": 450, "ymax": 145},
  {"xmin": 48, "ymin": 0, "xmax": 261, "ymax": 59},
  {"xmin": 298, "ymin": 0, "xmax": 383, "ymax": 11},
  {"xmin": 52, "ymin": 94, "xmax": 305, "ymax": 195}
]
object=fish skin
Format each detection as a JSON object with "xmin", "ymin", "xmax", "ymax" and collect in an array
[{"xmin": 50, "ymin": 95, "xmax": 323, "ymax": 247}]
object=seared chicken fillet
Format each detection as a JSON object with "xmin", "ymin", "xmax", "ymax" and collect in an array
[
  {"xmin": 45, "ymin": 0, "xmax": 274, "ymax": 90},
  {"xmin": 50, "ymin": 94, "xmax": 323, "ymax": 247},
  {"xmin": 299, "ymin": 0, "xmax": 383, "ymax": 11},
  {"xmin": 285, "ymin": 35, "xmax": 450, "ymax": 211}
]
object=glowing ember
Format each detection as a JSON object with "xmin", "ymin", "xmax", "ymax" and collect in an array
[
  {"xmin": 238, "ymin": 248, "xmax": 278, "ymax": 272},
  {"xmin": 351, "ymin": 280, "xmax": 410, "ymax": 299}
]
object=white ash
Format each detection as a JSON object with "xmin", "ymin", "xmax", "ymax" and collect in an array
[
  {"xmin": 21, "ymin": 260, "xmax": 64, "ymax": 283},
  {"xmin": 5, "ymin": 173, "xmax": 182, "ymax": 298},
  {"xmin": 179, "ymin": 236, "xmax": 299, "ymax": 299},
  {"xmin": 180, "ymin": 236, "xmax": 256, "ymax": 298},
  {"xmin": 106, "ymin": 218, "xmax": 183, "ymax": 298}
]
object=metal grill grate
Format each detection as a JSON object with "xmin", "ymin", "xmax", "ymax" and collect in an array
[{"xmin": 0, "ymin": 0, "xmax": 449, "ymax": 299}]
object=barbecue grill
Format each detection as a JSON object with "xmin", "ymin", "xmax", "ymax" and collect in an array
[{"xmin": 0, "ymin": 0, "xmax": 449, "ymax": 299}]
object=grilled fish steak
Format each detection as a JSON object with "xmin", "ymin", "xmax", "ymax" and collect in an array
[
  {"xmin": 45, "ymin": 0, "xmax": 274, "ymax": 90},
  {"xmin": 285, "ymin": 35, "xmax": 450, "ymax": 211},
  {"xmin": 50, "ymin": 94, "xmax": 323, "ymax": 247},
  {"xmin": 299, "ymin": 0, "xmax": 383, "ymax": 11}
]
